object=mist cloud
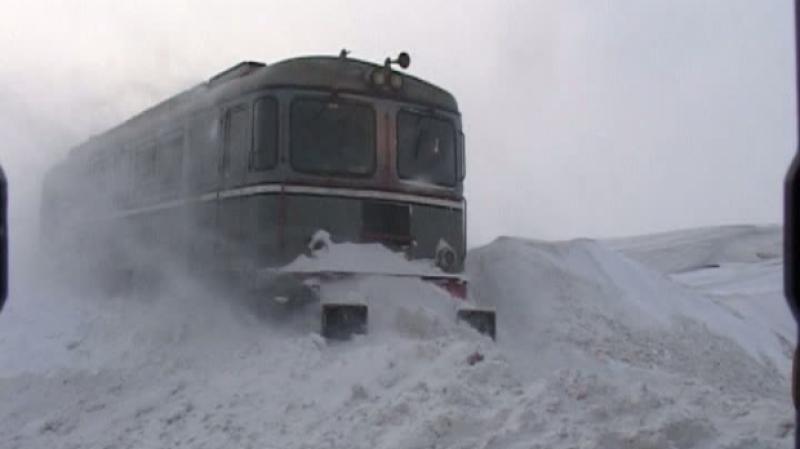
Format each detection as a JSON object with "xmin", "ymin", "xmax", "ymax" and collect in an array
[{"xmin": 0, "ymin": 0, "xmax": 794, "ymax": 258}]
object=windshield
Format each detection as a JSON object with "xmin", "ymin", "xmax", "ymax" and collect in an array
[
  {"xmin": 397, "ymin": 110, "xmax": 457, "ymax": 187},
  {"xmin": 290, "ymin": 98, "xmax": 375, "ymax": 176}
]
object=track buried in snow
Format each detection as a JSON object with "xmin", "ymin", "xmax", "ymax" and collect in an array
[{"xmin": 0, "ymin": 225, "xmax": 793, "ymax": 449}]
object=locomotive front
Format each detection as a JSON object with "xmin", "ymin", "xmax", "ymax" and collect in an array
[
  {"xmin": 238, "ymin": 53, "xmax": 483, "ymax": 337},
  {"xmin": 40, "ymin": 52, "xmax": 494, "ymax": 339},
  {"xmin": 236, "ymin": 53, "xmax": 467, "ymax": 275}
]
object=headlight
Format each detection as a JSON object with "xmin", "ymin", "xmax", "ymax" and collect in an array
[
  {"xmin": 371, "ymin": 69, "xmax": 386, "ymax": 86},
  {"xmin": 435, "ymin": 243, "xmax": 457, "ymax": 272},
  {"xmin": 390, "ymin": 73, "xmax": 403, "ymax": 89}
]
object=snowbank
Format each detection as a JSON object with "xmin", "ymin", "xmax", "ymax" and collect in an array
[{"xmin": 0, "ymin": 226, "xmax": 793, "ymax": 448}]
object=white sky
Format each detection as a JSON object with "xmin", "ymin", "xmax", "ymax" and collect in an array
[{"xmin": 0, "ymin": 0, "xmax": 795, "ymax": 246}]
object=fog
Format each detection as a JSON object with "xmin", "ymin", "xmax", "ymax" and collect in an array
[{"xmin": 0, "ymin": 0, "xmax": 795, "ymax": 264}]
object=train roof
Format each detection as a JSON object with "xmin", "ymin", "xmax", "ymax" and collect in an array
[
  {"xmin": 230, "ymin": 56, "xmax": 458, "ymax": 111},
  {"xmin": 67, "ymin": 54, "xmax": 458, "ymax": 161}
]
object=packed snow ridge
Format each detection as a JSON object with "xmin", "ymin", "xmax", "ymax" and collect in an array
[{"xmin": 0, "ymin": 225, "xmax": 794, "ymax": 449}]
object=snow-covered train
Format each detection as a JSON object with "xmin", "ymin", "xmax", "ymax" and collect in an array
[{"xmin": 41, "ymin": 52, "xmax": 494, "ymax": 338}]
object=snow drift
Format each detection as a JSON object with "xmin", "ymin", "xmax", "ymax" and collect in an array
[{"xmin": 0, "ymin": 225, "xmax": 793, "ymax": 448}]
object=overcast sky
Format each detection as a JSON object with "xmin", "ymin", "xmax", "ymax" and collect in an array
[{"xmin": 0, "ymin": 0, "xmax": 795, "ymax": 247}]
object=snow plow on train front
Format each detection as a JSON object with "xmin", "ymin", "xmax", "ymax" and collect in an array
[
  {"xmin": 256, "ymin": 231, "xmax": 496, "ymax": 339},
  {"xmin": 39, "ymin": 51, "xmax": 496, "ymax": 340}
]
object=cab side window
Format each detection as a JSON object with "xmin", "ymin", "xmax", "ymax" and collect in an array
[
  {"xmin": 252, "ymin": 97, "xmax": 278, "ymax": 170},
  {"xmin": 223, "ymin": 105, "xmax": 250, "ymax": 181}
]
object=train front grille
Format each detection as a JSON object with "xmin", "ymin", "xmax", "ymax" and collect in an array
[{"xmin": 361, "ymin": 201, "xmax": 412, "ymax": 247}]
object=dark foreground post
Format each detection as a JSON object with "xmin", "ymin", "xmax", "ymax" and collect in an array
[
  {"xmin": 0, "ymin": 164, "xmax": 6, "ymax": 312},
  {"xmin": 787, "ymin": 145, "xmax": 800, "ymax": 449},
  {"xmin": 785, "ymin": 1, "xmax": 800, "ymax": 447}
]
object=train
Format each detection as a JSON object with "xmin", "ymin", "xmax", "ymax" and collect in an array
[{"xmin": 41, "ymin": 51, "xmax": 494, "ymax": 339}]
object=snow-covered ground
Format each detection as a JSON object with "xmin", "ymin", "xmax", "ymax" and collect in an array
[{"xmin": 0, "ymin": 225, "xmax": 794, "ymax": 448}]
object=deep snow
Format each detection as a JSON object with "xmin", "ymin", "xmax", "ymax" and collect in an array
[{"xmin": 0, "ymin": 225, "xmax": 794, "ymax": 449}]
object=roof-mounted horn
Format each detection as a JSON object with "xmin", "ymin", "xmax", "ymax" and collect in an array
[
  {"xmin": 371, "ymin": 52, "xmax": 411, "ymax": 91},
  {"xmin": 384, "ymin": 52, "xmax": 411, "ymax": 70}
]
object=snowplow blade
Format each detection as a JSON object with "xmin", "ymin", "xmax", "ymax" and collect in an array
[
  {"xmin": 321, "ymin": 303, "xmax": 368, "ymax": 340},
  {"xmin": 457, "ymin": 308, "xmax": 496, "ymax": 340}
]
